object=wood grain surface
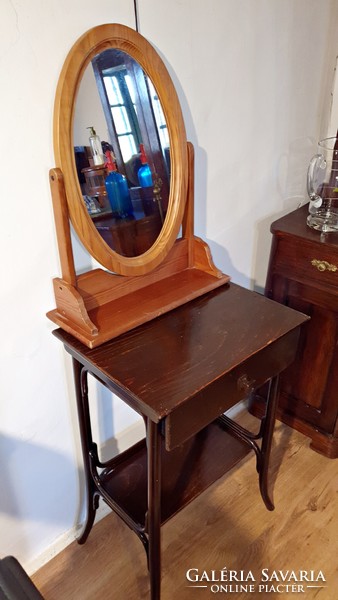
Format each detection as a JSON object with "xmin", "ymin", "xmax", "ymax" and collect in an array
[
  {"xmin": 53, "ymin": 283, "xmax": 308, "ymax": 420},
  {"xmin": 32, "ymin": 413, "xmax": 338, "ymax": 599}
]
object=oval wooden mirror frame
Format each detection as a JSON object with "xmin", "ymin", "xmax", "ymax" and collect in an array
[{"xmin": 53, "ymin": 23, "xmax": 188, "ymax": 276}]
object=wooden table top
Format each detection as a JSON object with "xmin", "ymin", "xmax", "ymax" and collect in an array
[
  {"xmin": 53, "ymin": 283, "xmax": 307, "ymax": 422},
  {"xmin": 271, "ymin": 204, "xmax": 338, "ymax": 249}
]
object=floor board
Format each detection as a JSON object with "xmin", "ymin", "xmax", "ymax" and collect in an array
[{"xmin": 32, "ymin": 414, "xmax": 338, "ymax": 599}]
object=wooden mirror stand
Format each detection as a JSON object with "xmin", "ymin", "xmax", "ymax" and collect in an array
[
  {"xmin": 46, "ymin": 25, "xmax": 230, "ymax": 348},
  {"xmin": 47, "ymin": 143, "xmax": 230, "ymax": 348}
]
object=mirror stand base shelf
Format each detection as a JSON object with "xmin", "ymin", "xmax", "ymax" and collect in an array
[
  {"xmin": 47, "ymin": 160, "xmax": 230, "ymax": 348},
  {"xmin": 47, "ymin": 238, "xmax": 230, "ymax": 348}
]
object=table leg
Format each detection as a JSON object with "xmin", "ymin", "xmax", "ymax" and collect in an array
[
  {"xmin": 72, "ymin": 358, "xmax": 99, "ymax": 544},
  {"xmin": 147, "ymin": 419, "xmax": 162, "ymax": 600},
  {"xmin": 258, "ymin": 374, "xmax": 279, "ymax": 511},
  {"xmin": 218, "ymin": 374, "xmax": 280, "ymax": 511}
]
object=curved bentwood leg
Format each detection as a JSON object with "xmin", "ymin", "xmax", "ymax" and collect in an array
[
  {"xmin": 217, "ymin": 374, "xmax": 280, "ymax": 511},
  {"xmin": 146, "ymin": 418, "xmax": 162, "ymax": 600},
  {"xmin": 72, "ymin": 358, "xmax": 99, "ymax": 544},
  {"xmin": 258, "ymin": 375, "xmax": 280, "ymax": 511}
]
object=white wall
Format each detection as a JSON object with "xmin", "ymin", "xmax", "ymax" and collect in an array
[
  {"xmin": 140, "ymin": 0, "xmax": 338, "ymax": 289},
  {"xmin": 74, "ymin": 66, "xmax": 108, "ymax": 147},
  {"xmin": 0, "ymin": 0, "xmax": 337, "ymax": 574}
]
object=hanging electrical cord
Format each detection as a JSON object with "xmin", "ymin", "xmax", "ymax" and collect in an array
[{"xmin": 133, "ymin": 0, "xmax": 139, "ymax": 32}]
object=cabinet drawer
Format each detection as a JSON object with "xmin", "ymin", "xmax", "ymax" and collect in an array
[
  {"xmin": 274, "ymin": 237, "xmax": 338, "ymax": 288},
  {"xmin": 164, "ymin": 328, "xmax": 301, "ymax": 450}
]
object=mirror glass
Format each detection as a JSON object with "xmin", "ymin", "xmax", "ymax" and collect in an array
[{"xmin": 73, "ymin": 49, "xmax": 170, "ymax": 257}]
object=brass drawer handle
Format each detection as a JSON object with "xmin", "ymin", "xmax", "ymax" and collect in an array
[{"xmin": 311, "ymin": 259, "xmax": 337, "ymax": 273}]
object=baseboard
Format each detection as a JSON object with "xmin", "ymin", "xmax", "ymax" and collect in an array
[
  {"xmin": 26, "ymin": 419, "xmax": 145, "ymax": 576},
  {"xmin": 226, "ymin": 399, "xmax": 246, "ymax": 420}
]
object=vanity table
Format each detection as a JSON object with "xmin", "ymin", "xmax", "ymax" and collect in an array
[
  {"xmin": 46, "ymin": 23, "xmax": 308, "ymax": 599},
  {"xmin": 53, "ymin": 283, "xmax": 306, "ymax": 600}
]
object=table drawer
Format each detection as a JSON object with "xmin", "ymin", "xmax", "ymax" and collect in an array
[
  {"xmin": 164, "ymin": 327, "xmax": 301, "ymax": 450},
  {"xmin": 275, "ymin": 238, "xmax": 338, "ymax": 288}
]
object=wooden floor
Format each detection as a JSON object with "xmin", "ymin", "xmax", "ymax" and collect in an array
[{"xmin": 32, "ymin": 414, "xmax": 338, "ymax": 599}]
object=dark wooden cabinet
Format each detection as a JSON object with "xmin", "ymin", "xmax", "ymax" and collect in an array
[
  {"xmin": 256, "ymin": 204, "xmax": 338, "ymax": 458},
  {"xmin": 93, "ymin": 210, "xmax": 162, "ymax": 256}
]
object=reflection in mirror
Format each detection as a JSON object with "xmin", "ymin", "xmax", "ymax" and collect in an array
[{"xmin": 73, "ymin": 49, "xmax": 170, "ymax": 258}]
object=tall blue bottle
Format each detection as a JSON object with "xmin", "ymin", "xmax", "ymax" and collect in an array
[
  {"xmin": 138, "ymin": 144, "xmax": 154, "ymax": 216},
  {"xmin": 104, "ymin": 151, "xmax": 134, "ymax": 219},
  {"xmin": 138, "ymin": 144, "xmax": 153, "ymax": 187}
]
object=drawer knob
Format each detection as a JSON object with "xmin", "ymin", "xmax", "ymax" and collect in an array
[
  {"xmin": 311, "ymin": 259, "xmax": 337, "ymax": 273},
  {"xmin": 237, "ymin": 373, "xmax": 256, "ymax": 393}
]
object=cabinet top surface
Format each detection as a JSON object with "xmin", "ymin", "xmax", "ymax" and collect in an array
[
  {"xmin": 53, "ymin": 283, "xmax": 307, "ymax": 420},
  {"xmin": 271, "ymin": 204, "xmax": 338, "ymax": 249}
]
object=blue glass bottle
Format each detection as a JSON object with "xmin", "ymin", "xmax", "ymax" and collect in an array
[
  {"xmin": 104, "ymin": 151, "xmax": 134, "ymax": 219},
  {"xmin": 138, "ymin": 144, "xmax": 153, "ymax": 187}
]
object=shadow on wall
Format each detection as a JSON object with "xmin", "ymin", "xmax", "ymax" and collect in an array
[
  {"xmin": 0, "ymin": 432, "xmax": 83, "ymax": 524},
  {"xmin": 252, "ymin": 137, "xmax": 316, "ymax": 293},
  {"xmin": 207, "ymin": 239, "xmax": 252, "ymax": 290},
  {"xmin": 183, "ymin": 144, "xmax": 254, "ymax": 290}
]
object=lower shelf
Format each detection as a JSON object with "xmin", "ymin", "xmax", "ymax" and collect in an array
[{"xmin": 99, "ymin": 419, "xmax": 250, "ymax": 530}]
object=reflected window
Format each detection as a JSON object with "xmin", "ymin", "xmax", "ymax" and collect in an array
[
  {"xmin": 91, "ymin": 48, "xmax": 170, "ymax": 206},
  {"xmin": 103, "ymin": 68, "xmax": 141, "ymax": 162},
  {"xmin": 148, "ymin": 79, "xmax": 169, "ymax": 151}
]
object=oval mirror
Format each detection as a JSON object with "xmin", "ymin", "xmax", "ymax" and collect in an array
[
  {"xmin": 74, "ymin": 48, "xmax": 170, "ymax": 258},
  {"xmin": 54, "ymin": 23, "xmax": 188, "ymax": 276}
]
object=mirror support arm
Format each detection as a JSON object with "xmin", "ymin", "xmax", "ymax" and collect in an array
[
  {"xmin": 49, "ymin": 168, "xmax": 77, "ymax": 287},
  {"xmin": 182, "ymin": 142, "xmax": 195, "ymax": 267},
  {"xmin": 49, "ymin": 167, "xmax": 98, "ymax": 338}
]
